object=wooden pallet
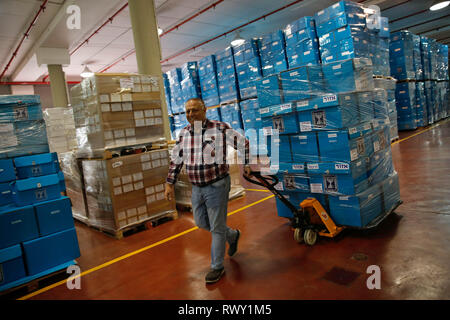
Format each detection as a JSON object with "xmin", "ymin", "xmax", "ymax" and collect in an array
[
  {"xmin": 0, "ymin": 261, "xmax": 76, "ymax": 300},
  {"xmin": 74, "ymin": 210, "xmax": 178, "ymax": 240}
]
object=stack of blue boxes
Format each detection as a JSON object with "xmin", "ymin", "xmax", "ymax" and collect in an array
[
  {"xmin": 220, "ymin": 102, "xmax": 243, "ymax": 131},
  {"xmin": 0, "ymin": 95, "xmax": 80, "ymax": 291},
  {"xmin": 315, "ymin": 1, "xmax": 368, "ymax": 64},
  {"xmin": 163, "ymin": 73, "xmax": 173, "ymax": 115},
  {"xmin": 390, "ymin": 30, "xmax": 449, "ymax": 130},
  {"xmin": 368, "ymin": 16, "xmax": 390, "ymax": 76},
  {"xmin": 285, "ymin": 17, "xmax": 321, "ymax": 68},
  {"xmin": 233, "ymin": 39, "xmax": 263, "ymax": 100},
  {"xmin": 260, "ymin": 30, "xmax": 289, "ymax": 77},
  {"xmin": 374, "ymin": 78, "xmax": 399, "ymax": 141},
  {"xmin": 171, "ymin": 113, "xmax": 189, "ymax": 139},
  {"xmin": 198, "ymin": 55, "xmax": 220, "ymax": 108},
  {"xmin": 166, "ymin": 68, "xmax": 184, "ymax": 114},
  {"xmin": 216, "ymin": 46, "xmax": 240, "ymax": 103},
  {"xmin": 180, "ymin": 61, "xmax": 202, "ymax": 103}
]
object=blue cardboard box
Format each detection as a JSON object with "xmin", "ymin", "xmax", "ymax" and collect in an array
[
  {"xmin": 0, "ymin": 159, "xmax": 16, "ymax": 183},
  {"xmin": 14, "ymin": 120, "xmax": 49, "ymax": 146},
  {"xmin": 357, "ymin": 91, "xmax": 375, "ymax": 122},
  {"xmin": 297, "ymin": 27, "xmax": 317, "ymax": 42},
  {"xmin": 333, "ymin": 25, "xmax": 366, "ymax": 43},
  {"xmin": 328, "ymin": 184, "xmax": 383, "ymax": 227},
  {"xmin": 58, "ymin": 171, "xmax": 65, "ymax": 192},
  {"xmin": 262, "ymin": 112, "xmax": 299, "ymax": 135},
  {"xmin": 5, "ymin": 144, "xmax": 50, "ymax": 160},
  {"xmin": 317, "ymin": 128, "xmax": 366, "ymax": 162},
  {"xmin": 322, "ymin": 58, "xmax": 374, "ymax": 92},
  {"xmin": 381, "ymin": 173, "xmax": 401, "ymax": 212},
  {"xmin": 206, "ymin": 107, "xmax": 221, "ymax": 121},
  {"xmin": 296, "ymin": 93, "xmax": 359, "ymax": 131},
  {"xmin": 279, "ymin": 162, "xmax": 306, "ymax": 174},
  {"xmin": 22, "ymin": 227, "xmax": 80, "ymax": 276},
  {"xmin": 328, "ymin": 1, "xmax": 365, "ymax": 19},
  {"xmin": 280, "ymin": 66, "xmax": 323, "ymax": 103},
  {"xmin": 290, "ymin": 132, "xmax": 320, "ymax": 163},
  {"xmin": 33, "ymin": 196, "xmax": 74, "ymax": 237},
  {"xmin": 0, "ymin": 95, "xmax": 43, "ymax": 123},
  {"xmin": 256, "ymin": 75, "xmax": 282, "ymax": 108},
  {"xmin": 0, "ymin": 182, "xmax": 13, "ymax": 206},
  {"xmin": 0, "ymin": 204, "xmax": 39, "ymax": 249},
  {"xmin": 275, "ymin": 191, "xmax": 327, "ymax": 218},
  {"xmin": 11, "ymin": 174, "xmax": 62, "ymax": 206},
  {"xmin": 368, "ymin": 147, "xmax": 393, "ymax": 186},
  {"xmin": 0, "ymin": 244, "xmax": 27, "ymax": 285},
  {"xmin": 215, "ymin": 46, "xmax": 233, "ymax": 61},
  {"xmin": 279, "ymin": 172, "xmax": 310, "ymax": 193},
  {"xmin": 307, "ymin": 159, "xmax": 368, "ymax": 195},
  {"xmin": 263, "ymin": 134, "xmax": 291, "ymax": 162},
  {"xmin": 14, "ymin": 152, "xmax": 59, "ymax": 179}
]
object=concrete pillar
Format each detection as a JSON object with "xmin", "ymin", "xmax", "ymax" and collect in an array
[
  {"xmin": 128, "ymin": 0, "xmax": 171, "ymax": 141},
  {"xmin": 47, "ymin": 64, "xmax": 69, "ymax": 108}
]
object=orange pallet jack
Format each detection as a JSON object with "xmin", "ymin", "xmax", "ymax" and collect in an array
[{"xmin": 243, "ymin": 170, "xmax": 400, "ymax": 246}]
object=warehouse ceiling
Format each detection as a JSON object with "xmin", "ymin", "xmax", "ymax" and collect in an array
[{"xmin": 0, "ymin": 0, "xmax": 449, "ymax": 82}]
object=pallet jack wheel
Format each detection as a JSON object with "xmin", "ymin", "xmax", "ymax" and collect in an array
[
  {"xmin": 304, "ymin": 229, "xmax": 317, "ymax": 246},
  {"xmin": 294, "ymin": 228, "xmax": 303, "ymax": 243}
]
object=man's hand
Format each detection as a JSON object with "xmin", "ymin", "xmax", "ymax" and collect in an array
[{"xmin": 165, "ymin": 183, "xmax": 175, "ymax": 202}]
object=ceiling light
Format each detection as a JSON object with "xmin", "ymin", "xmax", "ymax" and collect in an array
[
  {"xmin": 231, "ymin": 31, "xmax": 245, "ymax": 47},
  {"xmin": 430, "ymin": 0, "xmax": 450, "ymax": 10},
  {"xmin": 158, "ymin": 27, "xmax": 163, "ymax": 35},
  {"xmin": 80, "ymin": 65, "xmax": 94, "ymax": 78}
]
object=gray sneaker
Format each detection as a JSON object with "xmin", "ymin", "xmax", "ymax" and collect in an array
[
  {"xmin": 205, "ymin": 267, "xmax": 225, "ymax": 284},
  {"xmin": 228, "ymin": 229, "xmax": 240, "ymax": 257}
]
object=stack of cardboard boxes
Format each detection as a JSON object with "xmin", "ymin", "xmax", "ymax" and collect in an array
[
  {"xmin": 43, "ymin": 107, "xmax": 77, "ymax": 154},
  {"xmin": 233, "ymin": 39, "xmax": 263, "ymax": 100},
  {"xmin": 216, "ymin": 46, "xmax": 240, "ymax": 104},
  {"xmin": 67, "ymin": 74, "xmax": 176, "ymax": 235},
  {"xmin": 0, "ymin": 95, "xmax": 80, "ymax": 290},
  {"xmin": 198, "ymin": 55, "xmax": 220, "ymax": 108},
  {"xmin": 167, "ymin": 68, "xmax": 184, "ymax": 114},
  {"xmin": 390, "ymin": 31, "xmax": 449, "ymax": 130},
  {"xmin": 163, "ymin": 73, "xmax": 172, "ymax": 115},
  {"xmin": 260, "ymin": 30, "xmax": 289, "ymax": 77}
]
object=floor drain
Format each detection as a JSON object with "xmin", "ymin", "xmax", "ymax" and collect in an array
[
  {"xmin": 323, "ymin": 267, "xmax": 361, "ymax": 286},
  {"xmin": 351, "ymin": 253, "xmax": 368, "ymax": 261}
]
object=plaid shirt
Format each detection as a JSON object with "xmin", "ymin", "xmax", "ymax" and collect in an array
[{"xmin": 167, "ymin": 119, "xmax": 250, "ymax": 187}]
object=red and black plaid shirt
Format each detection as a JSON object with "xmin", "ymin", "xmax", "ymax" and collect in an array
[{"xmin": 167, "ymin": 119, "xmax": 250, "ymax": 187}]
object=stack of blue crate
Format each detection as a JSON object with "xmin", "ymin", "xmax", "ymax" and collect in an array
[
  {"xmin": 390, "ymin": 30, "xmax": 430, "ymax": 130},
  {"xmin": 163, "ymin": 73, "xmax": 173, "ymax": 115},
  {"xmin": 215, "ymin": 47, "xmax": 240, "ymax": 103},
  {"xmin": 315, "ymin": 0, "xmax": 368, "ymax": 64},
  {"xmin": 260, "ymin": 30, "xmax": 289, "ymax": 77},
  {"xmin": 240, "ymin": 99, "xmax": 262, "ymax": 132},
  {"xmin": 0, "ymin": 95, "xmax": 50, "ymax": 159},
  {"xmin": 220, "ymin": 102, "xmax": 243, "ymax": 131},
  {"xmin": 180, "ymin": 61, "xmax": 202, "ymax": 103},
  {"xmin": 171, "ymin": 113, "xmax": 189, "ymax": 139},
  {"xmin": 374, "ymin": 78, "xmax": 399, "ymax": 141},
  {"xmin": 198, "ymin": 55, "xmax": 220, "ymax": 108},
  {"xmin": 206, "ymin": 106, "xmax": 221, "ymax": 122},
  {"xmin": 0, "ymin": 96, "xmax": 80, "ymax": 291},
  {"xmin": 367, "ymin": 16, "xmax": 390, "ymax": 76},
  {"xmin": 256, "ymin": 50, "xmax": 400, "ymax": 227},
  {"xmin": 166, "ymin": 68, "xmax": 184, "ymax": 114},
  {"xmin": 233, "ymin": 39, "xmax": 263, "ymax": 100},
  {"xmin": 284, "ymin": 17, "xmax": 321, "ymax": 68}
]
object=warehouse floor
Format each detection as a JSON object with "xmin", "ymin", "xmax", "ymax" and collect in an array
[{"xmin": 23, "ymin": 119, "xmax": 450, "ymax": 300}]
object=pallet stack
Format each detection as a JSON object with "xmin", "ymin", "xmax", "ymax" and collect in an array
[
  {"xmin": 256, "ymin": 1, "xmax": 401, "ymax": 227},
  {"xmin": 43, "ymin": 107, "xmax": 77, "ymax": 154},
  {"xmin": 0, "ymin": 95, "xmax": 80, "ymax": 291},
  {"xmin": 67, "ymin": 73, "xmax": 177, "ymax": 238}
]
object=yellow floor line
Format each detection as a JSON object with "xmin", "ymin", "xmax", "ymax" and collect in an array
[
  {"xmin": 391, "ymin": 118, "xmax": 449, "ymax": 146},
  {"xmin": 245, "ymin": 188, "xmax": 271, "ymax": 192},
  {"xmin": 18, "ymin": 194, "xmax": 274, "ymax": 300}
]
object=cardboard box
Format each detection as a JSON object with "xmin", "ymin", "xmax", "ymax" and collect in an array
[
  {"xmin": 11, "ymin": 174, "xmax": 62, "ymax": 206},
  {"xmin": 0, "ymin": 95, "xmax": 43, "ymax": 123},
  {"xmin": 381, "ymin": 173, "xmax": 400, "ymax": 212},
  {"xmin": 307, "ymin": 159, "xmax": 368, "ymax": 195},
  {"xmin": 0, "ymin": 182, "xmax": 13, "ymax": 206},
  {"xmin": 280, "ymin": 66, "xmax": 323, "ymax": 102},
  {"xmin": 317, "ymin": 128, "xmax": 367, "ymax": 162},
  {"xmin": 256, "ymin": 75, "xmax": 282, "ymax": 108},
  {"xmin": 14, "ymin": 152, "xmax": 59, "ymax": 179},
  {"xmin": 322, "ymin": 58, "xmax": 374, "ymax": 92},
  {"xmin": 328, "ymin": 183, "xmax": 383, "ymax": 227},
  {"xmin": 0, "ymin": 204, "xmax": 39, "ymax": 249},
  {"xmin": 0, "ymin": 159, "xmax": 16, "ymax": 183},
  {"xmin": 278, "ymin": 172, "xmax": 310, "ymax": 193},
  {"xmin": 22, "ymin": 227, "xmax": 80, "ymax": 276},
  {"xmin": 291, "ymin": 132, "xmax": 320, "ymax": 163},
  {"xmin": 262, "ymin": 112, "xmax": 299, "ymax": 135},
  {"xmin": 0, "ymin": 244, "xmax": 27, "ymax": 285},
  {"xmin": 33, "ymin": 196, "xmax": 74, "ymax": 237}
]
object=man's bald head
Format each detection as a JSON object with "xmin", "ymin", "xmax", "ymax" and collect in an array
[{"xmin": 185, "ymin": 98, "xmax": 207, "ymax": 125}]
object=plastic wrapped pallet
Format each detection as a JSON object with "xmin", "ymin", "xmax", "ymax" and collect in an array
[
  {"xmin": 59, "ymin": 151, "xmax": 88, "ymax": 222},
  {"xmin": 198, "ymin": 55, "xmax": 220, "ymax": 107},
  {"xmin": 0, "ymin": 95, "xmax": 49, "ymax": 159},
  {"xmin": 70, "ymin": 73, "xmax": 166, "ymax": 158},
  {"xmin": 374, "ymin": 77, "xmax": 398, "ymax": 141},
  {"xmin": 43, "ymin": 107, "xmax": 77, "ymax": 154},
  {"xmin": 233, "ymin": 39, "xmax": 262, "ymax": 99},
  {"xmin": 80, "ymin": 148, "xmax": 176, "ymax": 233},
  {"xmin": 215, "ymin": 46, "xmax": 240, "ymax": 103}
]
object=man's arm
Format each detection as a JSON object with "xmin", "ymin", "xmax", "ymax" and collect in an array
[{"xmin": 165, "ymin": 131, "xmax": 185, "ymax": 201}]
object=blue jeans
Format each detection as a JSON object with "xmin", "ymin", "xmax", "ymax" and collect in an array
[{"xmin": 191, "ymin": 175, "xmax": 238, "ymax": 270}]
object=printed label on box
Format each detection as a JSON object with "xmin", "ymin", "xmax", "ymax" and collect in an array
[
  {"xmin": 310, "ymin": 183, "xmax": 323, "ymax": 193},
  {"xmin": 324, "ymin": 175, "xmax": 338, "ymax": 193},
  {"xmin": 300, "ymin": 121, "xmax": 312, "ymax": 132},
  {"xmin": 292, "ymin": 164, "xmax": 304, "ymax": 170},
  {"xmin": 290, "ymin": 71, "xmax": 299, "ymax": 76},
  {"xmin": 112, "ymin": 161, "xmax": 123, "ymax": 168},
  {"xmin": 373, "ymin": 140, "xmax": 380, "ymax": 152},
  {"xmin": 260, "ymin": 107, "xmax": 270, "ymax": 114},
  {"xmin": 304, "ymin": 50, "xmax": 310, "ymax": 55},
  {"xmin": 122, "ymin": 102, "xmax": 133, "ymax": 111},
  {"xmin": 332, "ymin": 64, "xmax": 342, "ymax": 70},
  {"xmin": 120, "ymin": 78, "xmax": 134, "ymax": 90},
  {"xmin": 335, "ymin": 163, "xmax": 349, "ymax": 170},
  {"xmin": 35, "ymin": 189, "xmax": 47, "ymax": 201},
  {"xmin": 280, "ymin": 103, "xmax": 292, "ymax": 111},
  {"xmin": 274, "ymin": 182, "xmax": 284, "ymax": 191},
  {"xmin": 262, "ymin": 127, "xmax": 272, "ymax": 136},
  {"xmin": 350, "ymin": 148, "xmax": 358, "ymax": 161},
  {"xmin": 101, "ymin": 104, "xmax": 110, "ymax": 112},
  {"xmin": 312, "ymin": 111, "xmax": 326, "ymax": 128},
  {"xmin": 339, "ymin": 196, "xmax": 350, "ymax": 200},
  {"xmin": 14, "ymin": 107, "xmax": 29, "ymax": 120},
  {"xmin": 297, "ymin": 101, "xmax": 309, "ymax": 108}
]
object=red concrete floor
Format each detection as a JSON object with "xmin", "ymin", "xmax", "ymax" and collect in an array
[{"xmin": 25, "ymin": 119, "xmax": 450, "ymax": 300}]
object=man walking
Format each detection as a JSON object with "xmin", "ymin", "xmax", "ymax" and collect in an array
[{"xmin": 165, "ymin": 98, "xmax": 251, "ymax": 284}]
